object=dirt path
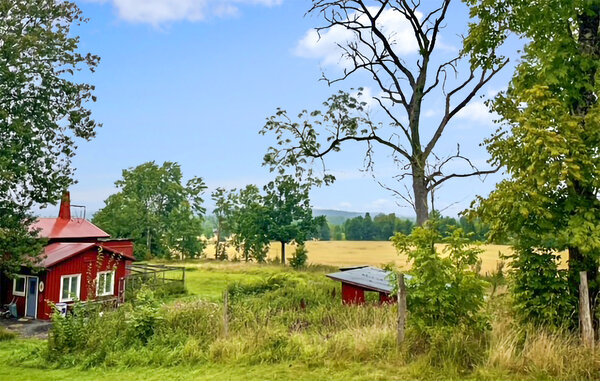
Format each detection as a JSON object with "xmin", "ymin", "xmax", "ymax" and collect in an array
[{"xmin": 0, "ymin": 318, "xmax": 51, "ymax": 339}]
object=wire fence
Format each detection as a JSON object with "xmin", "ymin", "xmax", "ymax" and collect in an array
[{"xmin": 120, "ymin": 264, "xmax": 186, "ymax": 302}]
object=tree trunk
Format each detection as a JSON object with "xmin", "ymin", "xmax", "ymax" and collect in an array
[
  {"xmin": 215, "ymin": 222, "xmax": 221, "ymax": 259},
  {"xmin": 281, "ymin": 241, "xmax": 286, "ymax": 265},
  {"xmin": 412, "ymin": 161, "xmax": 429, "ymax": 226}
]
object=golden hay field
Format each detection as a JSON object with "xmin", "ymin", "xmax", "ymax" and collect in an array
[{"xmin": 207, "ymin": 241, "xmax": 515, "ymax": 273}]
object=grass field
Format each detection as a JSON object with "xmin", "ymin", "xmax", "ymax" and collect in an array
[
  {"xmin": 206, "ymin": 241, "xmax": 514, "ymax": 273},
  {"xmin": 0, "ymin": 246, "xmax": 579, "ymax": 381}
]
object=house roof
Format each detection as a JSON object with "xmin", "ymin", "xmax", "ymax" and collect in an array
[
  {"xmin": 31, "ymin": 218, "xmax": 110, "ymax": 240},
  {"xmin": 326, "ymin": 266, "xmax": 396, "ymax": 294},
  {"xmin": 40, "ymin": 242, "xmax": 136, "ymax": 268}
]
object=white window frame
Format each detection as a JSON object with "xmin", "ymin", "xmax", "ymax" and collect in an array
[
  {"xmin": 96, "ymin": 270, "xmax": 115, "ymax": 297},
  {"xmin": 12, "ymin": 275, "xmax": 26, "ymax": 297},
  {"xmin": 59, "ymin": 274, "xmax": 81, "ymax": 303}
]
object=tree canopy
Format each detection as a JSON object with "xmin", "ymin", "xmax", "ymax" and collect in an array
[
  {"xmin": 466, "ymin": 0, "xmax": 600, "ymax": 326},
  {"xmin": 263, "ymin": 175, "xmax": 324, "ymax": 264},
  {"xmin": 0, "ymin": 0, "xmax": 99, "ymax": 275},
  {"xmin": 93, "ymin": 162, "xmax": 207, "ymax": 260}
]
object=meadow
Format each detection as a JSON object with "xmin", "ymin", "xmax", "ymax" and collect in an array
[
  {"xmin": 0, "ymin": 256, "xmax": 595, "ymax": 381},
  {"xmin": 206, "ymin": 241, "xmax": 520, "ymax": 273}
]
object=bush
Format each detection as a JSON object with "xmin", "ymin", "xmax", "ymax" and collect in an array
[
  {"xmin": 392, "ymin": 221, "xmax": 489, "ymax": 332},
  {"xmin": 126, "ymin": 287, "xmax": 163, "ymax": 343},
  {"xmin": 289, "ymin": 244, "xmax": 308, "ymax": 268}
]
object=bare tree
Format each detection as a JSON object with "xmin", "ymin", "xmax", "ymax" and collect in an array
[{"xmin": 261, "ymin": 0, "xmax": 507, "ymax": 225}]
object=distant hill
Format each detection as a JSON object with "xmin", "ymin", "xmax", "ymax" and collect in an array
[{"xmin": 312, "ymin": 209, "xmax": 365, "ymax": 225}]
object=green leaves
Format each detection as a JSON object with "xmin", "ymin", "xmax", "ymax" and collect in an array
[
  {"xmin": 260, "ymin": 90, "xmax": 368, "ymax": 187},
  {"xmin": 0, "ymin": 0, "xmax": 99, "ymax": 274},
  {"xmin": 391, "ymin": 221, "xmax": 488, "ymax": 331},
  {"xmin": 467, "ymin": 0, "xmax": 600, "ymax": 325},
  {"xmin": 93, "ymin": 161, "xmax": 207, "ymax": 260}
]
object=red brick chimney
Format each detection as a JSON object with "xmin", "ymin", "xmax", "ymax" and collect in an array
[{"xmin": 58, "ymin": 191, "xmax": 71, "ymax": 220}]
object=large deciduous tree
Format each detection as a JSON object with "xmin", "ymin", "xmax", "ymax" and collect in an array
[
  {"xmin": 228, "ymin": 185, "xmax": 271, "ymax": 262},
  {"xmin": 263, "ymin": 175, "xmax": 324, "ymax": 264},
  {"xmin": 93, "ymin": 162, "xmax": 207, "ymax": 260},
  {"xmin": 261, "ymin": 0, "xmax": 507, "ymax": 226},
  {"xmin": 0, "ymin": 0, "xmax": 99, "ymax": 275},
  {"xmin": 466, "ymin": 1, "xmax": 600, "ymax": 327}
]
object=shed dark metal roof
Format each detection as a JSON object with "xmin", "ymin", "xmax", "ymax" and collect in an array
[{"xmin": 326, "ymin": 266, "xmax": 396, "ymax": 294}]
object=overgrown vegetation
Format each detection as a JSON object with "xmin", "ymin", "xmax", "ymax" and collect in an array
[
  {"xmin": 0, "ymin": 262, "xmax": 596, "ymax": 380},
  {"xmin": 392, "ymin": 222, "xmax": 489, "ymax": 333}
]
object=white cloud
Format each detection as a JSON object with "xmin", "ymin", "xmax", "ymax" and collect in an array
[
  {"xmin": 295, "ymin": 7, "xmax": 419, "ymax": 69},
  {"xmin": 92, "ymin": 0, "xmax": 282, "ymax": 25},
  {"xmin": 455, "ymin": 101, "xmax": 498, "ymax": 126},
  {"xmin": 423, "ymin": 109, "xmax": 437, "ymax": 118},
  {"xmin": 338, "ymin": 201, "xmax": 352, "ymax": 209},
  {"xmin": 368, "ymin": 198, "xmax": 392, "ymax": 210}
]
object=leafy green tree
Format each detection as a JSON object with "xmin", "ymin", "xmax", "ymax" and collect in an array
[
  {"xmin": 362, "ymin": 213, "xmax": 377, "ymax": 240},
  {"xmin": 316, "ymin": 218, "xmax": 331, "ymax": 241},
  {"xmin": 373, "ymin": 213, "xmax": 396, "ymax": 240},
  {"xmin": 263, "ymin": 175, "xmax": 323, "ymax": 264},
  {"xmin": 465, "ymin": 0, "xmax": 600, "ymax": 325},
  {"xmin": 344, "ymin": 215, "xmax": 364, "ymax": 240},
  {"xmin": 395, "ymin": 219, "xmax": 414, "ymax": 235},
  {"xmin": 93, "ymin": 162, "xmax": 206, "ymax": 259},
  {"xmin": 331, "ymin": 224, "xmax": 344, "ymax": 240},
  {"xmin": 0, "ymin": 0, "xmax": 99, "ymax": 275},
  {"xmin": 228, "ymin": 185, "xmax": 270, "ymax": 262},
  {"xmin": 211, "ymin": 188, "xmax": 235, "ymax": 260}
]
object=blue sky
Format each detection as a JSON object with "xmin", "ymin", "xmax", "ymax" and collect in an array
[{"xmin": 38, "ymin": 0, "xmax": 521, "ymax": 219}]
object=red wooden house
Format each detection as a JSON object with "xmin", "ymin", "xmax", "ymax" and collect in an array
[{"xmin": 0, "ymin": 193, "xmax": 135, "ymax": 320}]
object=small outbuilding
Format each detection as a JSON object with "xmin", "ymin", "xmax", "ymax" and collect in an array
[
  {"xmin": 326, "ymin": 266, "xmax": 396, "ymax": 304},
  {"xmin": 0, "ymin": 193, "xmax": 135, "ymax": 320}
]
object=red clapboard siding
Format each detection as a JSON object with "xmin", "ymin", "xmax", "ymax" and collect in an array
[{"xmin": 39, "ymin": 247, "xmax": 129, "ymax": 320}]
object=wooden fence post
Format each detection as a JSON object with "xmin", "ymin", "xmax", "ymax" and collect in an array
[
  {"xmin": 397, "ymin": 273, "xmax": 407, "ymax": 346},
  {"xmin": 579, "ymin": 271, "xmax": 594, "ymax": 349},
  {"xmin": 223, "ymin": 289, "xmax": 229, "ymax": 338}
]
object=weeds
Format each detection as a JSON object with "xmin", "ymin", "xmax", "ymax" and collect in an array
[{"xmin": 6, "ymin": 262, "xmax": 599, "ymax": 380}]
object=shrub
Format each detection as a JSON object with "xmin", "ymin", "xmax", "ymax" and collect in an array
[
  {"xmin": 289, "ymin": 244, "xmax": 308, "ymax": 268},
  {"xmin": 126, "ymin": 287, "xmax": 163, "ymax": 343},
  {"xmin": 392, "ymin": 221, "xmax": 489, "ymax": 332},
  {"xmin": 508, "ymin": 246, "xmax": 575, "ymax": 328}
]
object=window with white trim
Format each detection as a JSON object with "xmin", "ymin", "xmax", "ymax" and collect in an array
[
  {"xmin": 60, "ymin": 274, "xmax": 81, "ymax": 302},
  {"xmin": 96, "ymin": 271, "xmax": 115, "ymax": 297},
  {"xmin": 12, "ymin": 275, "xmax": 26, "ymax": 297}
]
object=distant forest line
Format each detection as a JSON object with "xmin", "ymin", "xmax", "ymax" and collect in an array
[{"xmin": 202, "ymin": 211, "xmax": 490, "ymax": 242}]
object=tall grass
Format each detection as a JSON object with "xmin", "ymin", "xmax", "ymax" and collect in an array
[{"xmin": 16, "ymin": 264, "xmax": 600, "ymax": 380}]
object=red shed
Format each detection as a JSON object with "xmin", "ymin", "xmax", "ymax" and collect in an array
[
  {"xmin": 326, "ymin": 266, "xmax": 396, "ymax": 304},
  {"xmin": 0, "ymin": 192, "xmax": 135, "ymax": 320}
]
